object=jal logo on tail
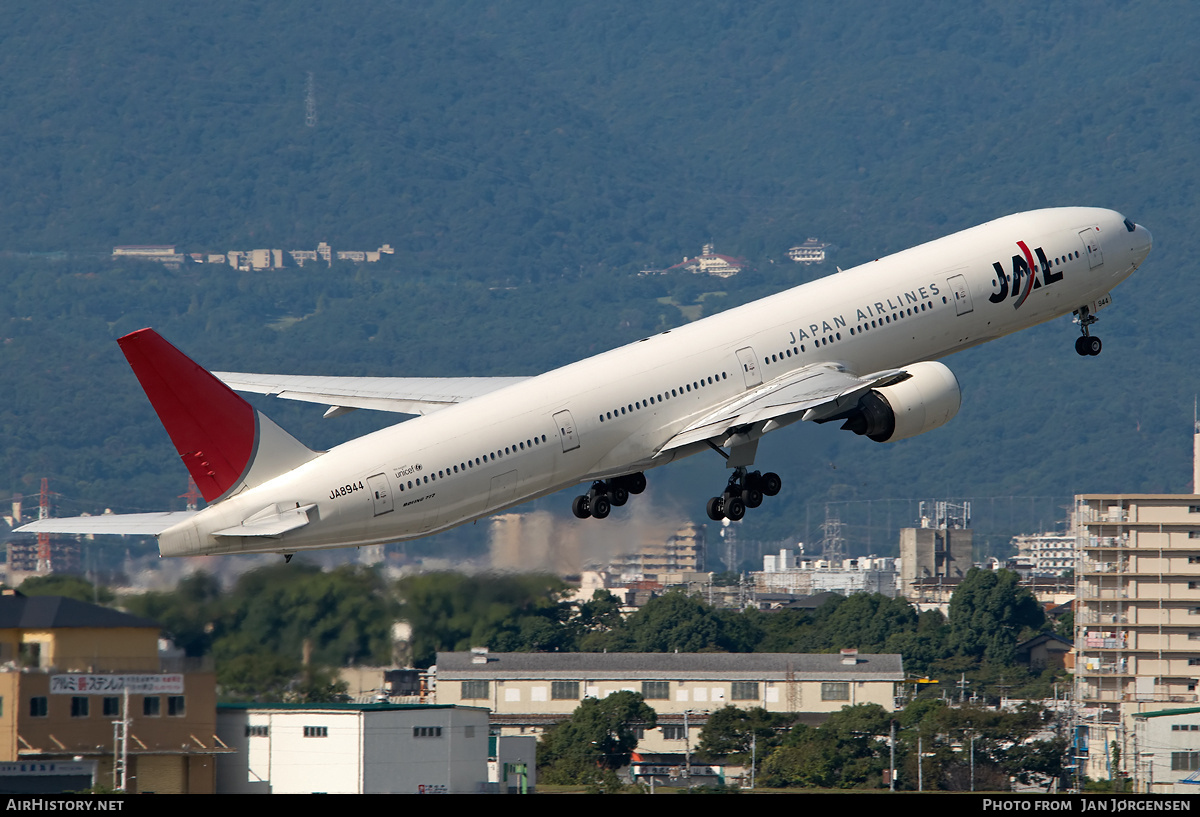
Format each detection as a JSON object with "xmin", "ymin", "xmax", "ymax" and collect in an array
[{"xmin": 988, "ymin": 241, "xmax": 1063, "ymax": 309}]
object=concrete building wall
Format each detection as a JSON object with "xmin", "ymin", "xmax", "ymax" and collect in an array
[
  {"xmin": 900, "ymin": 528, "xmax": 972, "ymax": 585},
  {"xmin": 436, "ymin": 652, "xmax": 902, "ymax": 755},
  {"xmin": 1135, "ymin": 709, "xmax": 1200, "ymax": 793},
  {"xmin": 441, "ymin": 676, "xmax": 895, "ymax": 717},
  {"xmin": 363, "ymin": 709, "xmax": 488, "ymax": 794},
  {"xmin": 0, "ymin": 626, "xmax": 160, "ymax": 672},
  {"xmin": 217, "ymin": 705, "xmax": 489, "ymax": 794}
]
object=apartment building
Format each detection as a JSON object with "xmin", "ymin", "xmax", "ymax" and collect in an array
[{"xmin": 1075, "ymin": 494, "xmax": 1200, "ymax": 784}]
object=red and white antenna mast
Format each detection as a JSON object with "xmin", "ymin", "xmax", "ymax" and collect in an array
[
  {"xmin": 37, "ymin": 478, "xmax": 51, "ymax": 573},
  {"xmin": 179, "ymin": 475, "xmax": 202, "ymax": 512}
]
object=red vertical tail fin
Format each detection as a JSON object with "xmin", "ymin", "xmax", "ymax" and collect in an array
[{"xmin": 118, "ymin": 329, "xmax": 318, "ymax": 502}]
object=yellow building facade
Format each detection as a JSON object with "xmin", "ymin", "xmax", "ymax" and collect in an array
[{"xmin": 0, "ymin": 591, "xmax": 220, "ymax": 794}]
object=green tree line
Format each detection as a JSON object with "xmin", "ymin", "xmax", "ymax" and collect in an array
[{"xmin": 19, "ymin": 566, "xmax": 1058, "ymax": 704}]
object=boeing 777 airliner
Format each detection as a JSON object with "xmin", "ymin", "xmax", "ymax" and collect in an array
[{"xmin": 18, "ymin": 207, "xmax": 1152, "ymax": 558}]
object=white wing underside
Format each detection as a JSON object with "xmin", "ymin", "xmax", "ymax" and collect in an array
[
  {"xmin": 658, "ymin": 364, "xmax": 910, "ymax": 452},
  {"xmin": 212, "ymin": 372, "xmax": 530, "ymax": 416}
]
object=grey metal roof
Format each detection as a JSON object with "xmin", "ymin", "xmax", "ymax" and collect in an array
[
  {"xmin": 435, "ymin": 651, "xmax": 903, "ymax": 682},
  {"xmin": 218, "ymin": 702, "xmax": 470, "ymax": 712},
  {"xmin": 0, "ymin": 595, "xmax": 159, "ymax": 630}
]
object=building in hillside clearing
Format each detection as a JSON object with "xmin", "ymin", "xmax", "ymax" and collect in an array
[
  {"xmin": 112, "ymin": 245, "xmax": 184, "ymax": 266},
  {"xmin": 787, "ymin": 238, "xmax": 829, "ymax": 265},
  {"xmin": 435, "ymin": 649, "xmax": 903, "ymax": 753},
  {"xmin": 668, "ymin": 243, "xmax": 747, "ymax": 278}
]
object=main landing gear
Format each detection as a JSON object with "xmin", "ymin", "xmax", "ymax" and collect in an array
[
  {"xmin": 706, "ymin": 468, "xmax": 782, "ymax": 521},
  {"xmin": 1074, "ymin": 305, "xmax": 1102, "ymax": 357},
  {"xmin": 572, "ymin": 472, "xmax": 647, "ymax": 520}
]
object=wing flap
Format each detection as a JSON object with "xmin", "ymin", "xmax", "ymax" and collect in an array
[
  {"xmin": 658, "ymin": 364, "xmax": 910, "ymax": 453},
  {"xmin": 15, "ymin": 512, "xmax": 197, "ymax": 536},
  {"xmin": 212, "ymin": 503, "xmax": 316, "ymax": 538},
  {"xmin": 213, "ymin": 373, "xmax": 530, "ymax": 415}
]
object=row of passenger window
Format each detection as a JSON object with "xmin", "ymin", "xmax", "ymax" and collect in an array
[
  {"xmin": 849, "ymin": 297, "xmax": 941, "ymax": 337},
  {"xmin": 396, "ymin": 433, "xmax": 550, "ymax": 492},
  {"xmin": 764, "ymin": 297, "xmax": 942, "ymax": 365},
  {"xmin": 598, "ymin": 372, "xmax": 729, "ymax": 423}
]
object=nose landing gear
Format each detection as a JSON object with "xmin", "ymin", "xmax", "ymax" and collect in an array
[{"xmin": 1074, "ymin": 305, "xmax": 1102, "ymax": 356}]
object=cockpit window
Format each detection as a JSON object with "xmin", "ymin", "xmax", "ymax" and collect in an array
[{"xmin": 1124, "ymin": 218, "xmax": 1136, "ymax": 232}]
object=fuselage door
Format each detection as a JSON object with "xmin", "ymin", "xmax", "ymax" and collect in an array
[
  {"xmin": 367, "ymin": 473, "xmax": 394, "ymax": 516},
  {"xmin": 1079, "ymin": 228, "xmax": 1104, "ymax": 269},
  {"xmin": 554, "ymin": 410, "xmax": 580, "ymax": 452},
  {"xmin": 488, "ymin": 470, "xmax": 519, "ymax": 511},
  {"xmin": 947, "ymin": 274, "xmax": 974, "ymax": 316},
  {"xmin": 735, "ymin": 347, "xmax": 762, "ymax": 388}
]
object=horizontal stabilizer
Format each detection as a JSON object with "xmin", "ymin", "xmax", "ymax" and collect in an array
[
  {"xmin": 15, "ymin": 512, "xmax": 197, "ymax": 536},
  {"xmin": 212, "ymin": 503, "xmax": 316, "ymax": 538}
]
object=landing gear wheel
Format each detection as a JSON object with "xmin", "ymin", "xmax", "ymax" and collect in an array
[
  {"xmin": 706, "ymin": 496, "xmax": 725, "ymax": 521},
  {"xmin": 724, "ymin": 495, "xmax": 746, "ymax": 521},
  {"xmin": 761, "ymin": 472, "xmax": 782, "ymax": 497},
  {"xmin": 625, "ymin": 472, "xmax": 647, "ymax": 494},
  {"xmin": 742, "ymin": 488, "xmax": 763, "ymax": 509},
  {"xmin": 1074, "ymin": 304, "xmax": 1102, "ymax": 357},
  {"xmin": 572, "ymin": 495, "xmax": 591, "ymax": 519},
  {"xmin": 609, "ymin": 486, "xmax": 629, "ymax": 506},
  {"xmin": 591, "ymin": 494, "xmax": 611, "ymax": 519}
]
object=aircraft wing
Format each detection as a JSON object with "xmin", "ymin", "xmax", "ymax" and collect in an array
[
  {"xmin": 14, "ymin": 512, "xmax": 197, "ymax": 536},
  {"xmin": 658, "ymin": 363, "xmax": 911, "ymax": 453},
  {"xmin": 212, "ymin": 373, "xmax": 530, "ymax": 416}
]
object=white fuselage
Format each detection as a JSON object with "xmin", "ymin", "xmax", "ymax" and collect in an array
[{"xmin": 158, "ymin": 207, "xmax": 1151, "ymax": 556}]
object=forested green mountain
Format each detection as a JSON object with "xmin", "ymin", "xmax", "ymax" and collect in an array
[{"xmin": 2, "ymin": 2, "xmax": 1196, "ymax": 565}]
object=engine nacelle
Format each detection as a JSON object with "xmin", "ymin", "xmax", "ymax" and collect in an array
[{"xmin": 839, "ymin": 361, "xmax": 962, "ymax": 443}]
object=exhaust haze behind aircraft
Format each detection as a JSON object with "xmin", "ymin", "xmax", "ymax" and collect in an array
[{"xmin": 18, "ymin": 207, "xmax": 1153, "ymax": 558}]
